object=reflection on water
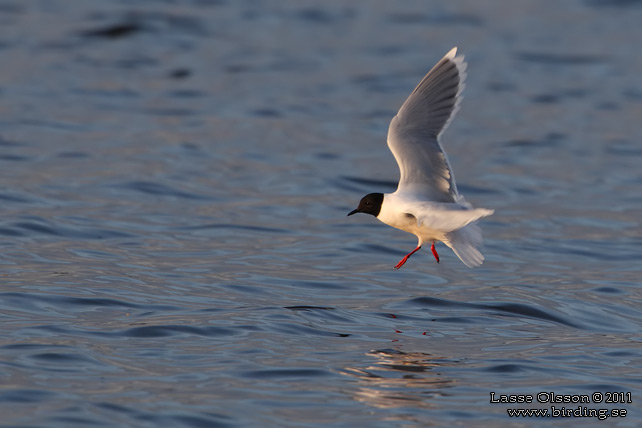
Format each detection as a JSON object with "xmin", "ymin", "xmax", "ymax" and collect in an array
[{"xmin": 344, "ymin": 349, "xmax": 456, "ymax": 410}]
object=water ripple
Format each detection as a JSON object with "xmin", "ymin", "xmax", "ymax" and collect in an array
[
  {"xmin": 407, "ymin": 296, "xmax": 581, "ymax": 328},
  {"xmin": 0, "ymin": 217, "xmax": 133, "ymax": 239},
  {"xmin": 0, "ymin": 192, "xmax": 34, "ymax": 203},
  {"xmin": 80, "ymin": 22, "xmax": 145, "ymax": 39},
  {"xmin": 113, "ymin": 181, "xmax": 211, "ymax": 200},
  {"xmin": 180, "ymin": 223, "xmax": 289, "ymax": 234},
  {"xmin": 121, "ymin": 325, "xmax": 236, "ymax": 338},
  {"xmin": 0, "ymin": 389, "xmax": 55, "ymax": 404},
  {"xmin": 0, "ymin": 292, "xmax": 179, "ymax": 314},
  {"xmin": 243, "ymin": 368, "xmax": 332, "ymax": 379}
]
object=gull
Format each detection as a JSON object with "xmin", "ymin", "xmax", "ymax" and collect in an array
[{"xmin": 348, "ymin": 47, "xmax": 494, "ymax": 269}]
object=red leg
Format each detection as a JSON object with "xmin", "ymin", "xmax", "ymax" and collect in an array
[
  {"xmin": 431, "ymin": 242, "xmax": 440, "ymax": 263},
  {"xmin": 394, "ymin": 246, "xmax": 421, "ymax": 270}
]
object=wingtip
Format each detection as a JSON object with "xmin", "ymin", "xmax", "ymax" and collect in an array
[{"xmin": 444, "ymin": 47, "xmax": 465, "ymax": 68}]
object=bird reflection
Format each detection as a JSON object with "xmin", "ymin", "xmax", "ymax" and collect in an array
[{"xmin": 343, "ymin": 348, "xmax": 456, "ymax": 410}]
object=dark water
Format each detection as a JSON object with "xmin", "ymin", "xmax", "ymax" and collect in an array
[{"xmin": 1, "ymin": 1, "xmax": 642, "ymax": 427}]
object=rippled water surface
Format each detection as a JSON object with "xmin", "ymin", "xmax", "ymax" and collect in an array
[{"xmin": 1, "ymin": 1, "xmax": 642, "ymax": 427}]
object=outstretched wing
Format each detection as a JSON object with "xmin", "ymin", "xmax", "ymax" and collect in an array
[{"xmin": 387, "ymin": 47, "xmax": 467, "ymax": 202}]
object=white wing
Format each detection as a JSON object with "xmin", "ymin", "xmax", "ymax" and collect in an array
[{"xmin": 387, "ymin": 47, "xmax": 467, "ymax": 203}]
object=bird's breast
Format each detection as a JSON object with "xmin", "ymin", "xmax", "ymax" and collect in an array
[
  {"xmin": 377, "ymin": 210, "xmax": 417, "ymax": 232},
  {"xmin": 377, "ymin": 197, "xmax": 445, "ymax": 242},
  {"xmin": 377, "ymin": 200, "xmax": 423, "ymax": 234}
]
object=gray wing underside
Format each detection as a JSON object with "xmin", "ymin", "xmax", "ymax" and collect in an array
[{"xmin": 387, "ymin": 47, "xmax": 467, "ymax": 203}]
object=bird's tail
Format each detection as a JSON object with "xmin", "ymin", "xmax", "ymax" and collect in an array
[{"xmin": 443, "ymin": 221, "xmax": 487, "ymax": 268}]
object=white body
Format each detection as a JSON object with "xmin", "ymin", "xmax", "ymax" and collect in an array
[
  {"xmin": 378, "ymin": 47, "xmax": 494, "ymax": 267},
  {"xmin": 378, "ymin": 193, "xmax": 493, "ymax": 267}
]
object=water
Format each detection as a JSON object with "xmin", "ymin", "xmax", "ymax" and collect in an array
[{"xmin": 1, "ymin": 0, "xmax": 642, "ymax": 426}]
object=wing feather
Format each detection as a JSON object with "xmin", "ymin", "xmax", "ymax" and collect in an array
[{"xmin": 387, "ymin": 47, "xmax": 467, "ymax": 202}]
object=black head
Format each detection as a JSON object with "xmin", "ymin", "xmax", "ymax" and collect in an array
[{"xmin": 347, "ymin": 193, "xmax": 384, "ymax": 217}]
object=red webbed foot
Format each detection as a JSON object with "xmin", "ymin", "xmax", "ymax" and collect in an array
[{"xmin": 394, "ymin": 246, "xmax": 421, "ymax": 269}]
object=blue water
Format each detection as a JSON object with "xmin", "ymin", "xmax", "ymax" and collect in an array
[{"xmin": 1, "ymin": 0, "xmax": 642, "ymax": 427}]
